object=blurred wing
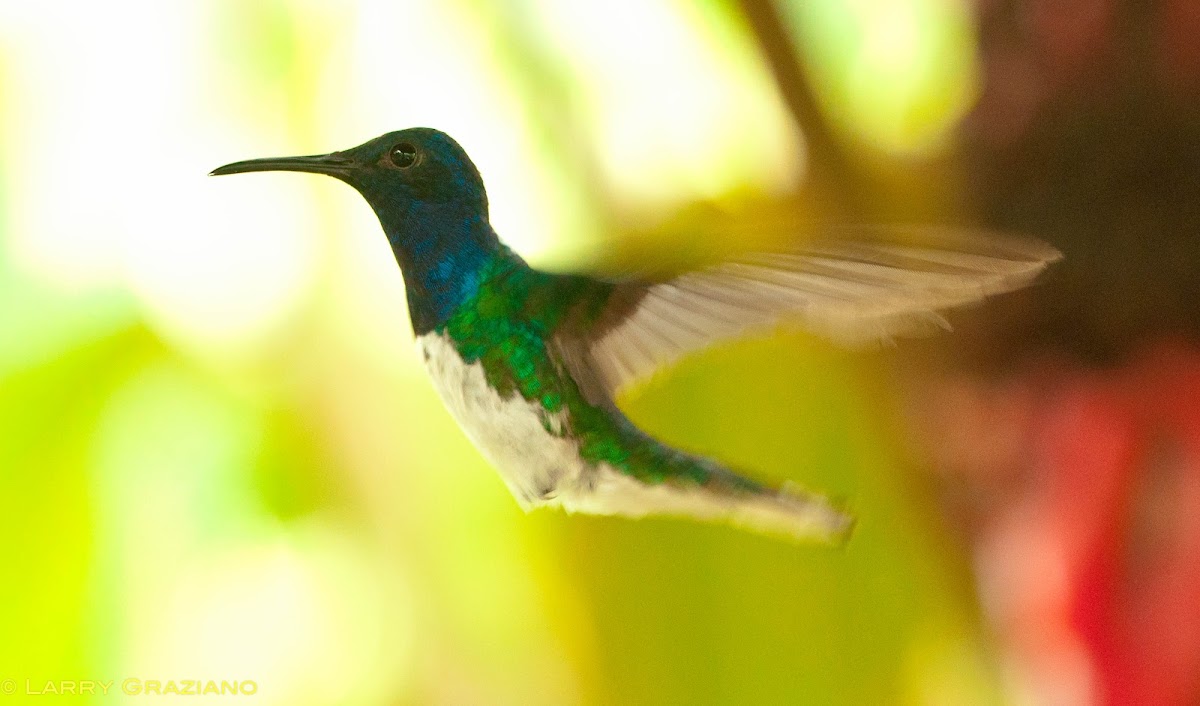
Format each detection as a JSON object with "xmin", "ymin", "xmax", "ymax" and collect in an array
[{"xmin": 559, "ymin": 227, "xmax": 1060, "ymax": 400}]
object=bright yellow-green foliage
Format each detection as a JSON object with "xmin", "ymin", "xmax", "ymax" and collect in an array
[{"xmin": 0, "ymin": 1, "xmax": 1001, "ymax": 704}]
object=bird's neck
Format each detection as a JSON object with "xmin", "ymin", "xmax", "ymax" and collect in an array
[{"xmin": 375, "ymin": 200, "xmax": 503, "ymax": 335}]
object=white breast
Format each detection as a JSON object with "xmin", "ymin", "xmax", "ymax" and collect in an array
[{"xmin": 416, "ymin": 332, "xmax": 587, "ymax": 507}]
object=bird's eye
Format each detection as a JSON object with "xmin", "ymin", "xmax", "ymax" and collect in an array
[{"xmin": 388, "ymin": 143, "xmax": 418, "ymax": 169}]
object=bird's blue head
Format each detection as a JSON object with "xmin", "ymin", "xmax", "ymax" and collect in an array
[
  {"xmin": 212, "ymin": 127, "xmax": 489, "ymax": 232},
  {"xmin": 212, "ymin": 128, "xmax": 501, "ymax": 333}
]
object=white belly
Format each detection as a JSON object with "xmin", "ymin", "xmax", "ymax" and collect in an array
[
  {"xmin": 415, "ymin": 334, "xmax": 851, "ymax": 541},
  {"xmin": 416, "ymin": 332, "xmax": 587, "ymax": 507}
]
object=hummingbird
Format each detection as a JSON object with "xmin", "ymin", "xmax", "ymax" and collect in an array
[{"xmin": 211, "ymin": 128, "xmax": 1058, "ymax": 542}]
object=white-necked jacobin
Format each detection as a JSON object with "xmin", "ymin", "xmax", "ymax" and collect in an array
[{"xmin": 211, "ymin": 128, "xmax": 1059, "ymax": 542}]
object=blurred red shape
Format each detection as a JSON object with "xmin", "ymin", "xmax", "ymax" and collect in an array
[{"xmin": 923, "ymin": 342, "xmax": 1200, "ymax": 705}]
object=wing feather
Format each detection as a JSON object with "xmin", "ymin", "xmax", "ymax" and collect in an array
[{"xmin": 557, "ymin": 227, "xmax": 1059, "ymax": 399}]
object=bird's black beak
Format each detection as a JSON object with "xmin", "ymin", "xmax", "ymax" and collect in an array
[{"xmin": 209, "ymin": 152, "xmax": 356, "ymax": 179}]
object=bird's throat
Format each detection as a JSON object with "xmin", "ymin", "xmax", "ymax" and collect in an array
[{"xmin": 374, "ymin": 200, "xmax": 501, "ymax": 335}]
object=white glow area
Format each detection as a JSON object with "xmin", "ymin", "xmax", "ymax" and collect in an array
[
  {"xmin": 135, "ymin": 526, "xmax": 415, "ymax": 706},
  {"xmin": 0, "ymin": 0, "xmax": 320, "ymax": 359},
  {"xmin": 1, "ymin": 3, "xmax": 128, "ymax": 290},
  {"xmin": 860, "ymin": 0, "xmax": 923, "ymax": 70},
  {"xmin": 531, "ymin": 0, "xmax": 804, "ymax": 208},
  {"xmin": 850, "ymin": 0, "xmax": 978, "ymax": 153},
  {"xmin": 789, "ymin": 0, "xmax": 979, "ymax": 155},
  {"xmin": 136, "ymin": 172, "xmax": 319, "ymax": 358}
]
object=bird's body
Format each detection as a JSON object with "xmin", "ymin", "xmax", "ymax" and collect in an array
[
  {"xmin": 412, "ymin": 246, "xmax": 849, "ymax": 537},
  {"xmin": 212, "ymin": 127, "xmax": 1060, "ymax": 542}
]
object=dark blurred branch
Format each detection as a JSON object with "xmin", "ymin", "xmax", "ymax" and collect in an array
[{"xmin": 736, "ymin": 0, "xmax": 864, "ymax": 214}]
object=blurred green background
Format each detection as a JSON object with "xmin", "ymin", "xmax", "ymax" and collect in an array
[{"xmin": 6, "ymin": 0, "xmax": 1179, "ymax": 704}]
